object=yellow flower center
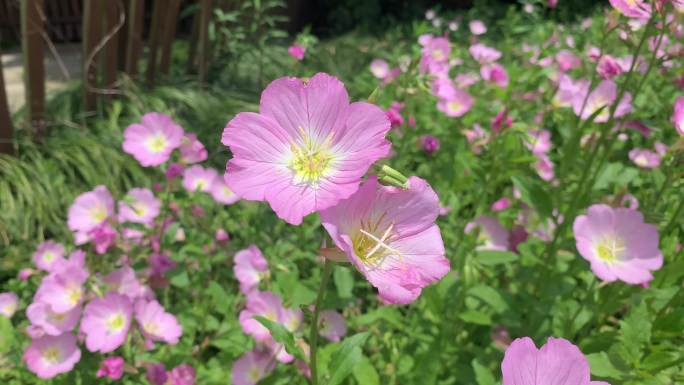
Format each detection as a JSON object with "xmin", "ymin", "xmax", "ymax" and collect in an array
[
  {"xmin": 432, "ymin": 49, "xmax": 445, "ymax": 61},
  {"xmin": 289, "ymin": 127, "xmax": 334, "ymax": 187},
  {"xmin": 248, "ymin": 368, "xmax": 261, "ymax": 382},
  {"xmin": 132, "ymin": 202, "xmax": 148, "ymax": 217},
  {"xmin": 596, "ymin": 236, "xmax": 625, "ymax": 263},
  {"xmin": 90, "ymin": 206, "xmax": 108, "ymax": 223},
  {"xmin": 107, "ymin": 313, "xmax": 127, "ymax": 333},
  {"xmin": 634, "ymin": 155, "xmax": 649, "ymax": 167},
  {"xmin": 146, "ymin": 133, "xmax": 168, "ymax": 154},
  {"xmin": 43, "ymin": 251, "xmax": 55, "ymax": 263},
  {"xmin": 448, "ymin": 101, "xmax": 463, "ymax": 113},
  {"xmin": 2, "ymin": 304, "xmax": 15, "ymax": 316},
  {"xmin": 351, "ymin": 214, "xmax": 401, "ymax": 267},
  {"xmin": 144, "ymin": 322, "xmax": 159, "ymax": 335},
  {"xmin": 67, "ymin": 285, "xmax": 82, "ymax": 306},
  {"xmin": 42, "ymin": 347, "xmax": 62, "ymax": 364}
]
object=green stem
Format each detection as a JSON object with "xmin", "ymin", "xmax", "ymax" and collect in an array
[{"xmin": 309, "ymin": 259, "xmax": 333, "ymax": 385}]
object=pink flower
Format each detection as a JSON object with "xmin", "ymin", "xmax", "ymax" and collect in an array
[
  {"xmin": 168, "ymin": 364, "xmax": 196, "ymax": 385},
  {"xmin": 553, "ymin": 75, "xmax": 590, "ymax": 108},
  {"xmin": 370, "ymin": 59, "xmax": 390, "ymax": 79},
  {"xmin": 524, "ymin": 129, "xmax": 552, "ymax": 155},
  {"xmin": 35, "ymin": 264, "xmax": 88, "ymax": 314},
  {"xmin": 96, "ymin": 356, "xmax": 125, "ymax": 380},
  {"xmin": 0, "ymin": 292, "xmax": 18, "ymax": 318},
  {"xmin": 182, "ymin": 165, "xmax": 217, "ymax": 193},
  {"xmin": 232, "ymin": 349, "xmax": 275, "ymax": 385},
  {"xmin": 469, "ymin": 20, "xmax": 487, "ymax": 35},
  {"xmin": 179, "ymin": 133, "xmax": 208, "ymax": 164},
  {"xmin": 674, "ymin": 96, "xmax": 684, "ymax": 136},
  {"xmin": 535, "ymin": 153, "xmax": 555, "ymax": 181},
  {"xmin": 491, "ymin": 197, "xmax": 511, "ymax": 212},
  {"xmin": 146, "ymin": 363, "xmax": 168, "ymax": 385},
  {"xmin": 555, "ymin": 50, "xmax": 582, "ymax": 72},
  {"xmin": 596, "ymin": 55, "xmax": 622, "ymax": 79},
  {"xmin": 18, "ymin": 268, "xmax": 34, "ymax": 281},
  {"xmin": 33, "ymin": 241, "xmax": 66, "ymax": 272},
  {"xmin": 166, "ymin": 163, "xmax": 185, "ymax": 179},
  {"xmin": 103, "ymin": 266, "xmax": 149, "ymax": 301},
  {"xmin": 385, "ymin": 102, "xmax": 405, "ymax": 128},
  {"xmin": 215, "ymin": 228, "xmax": 230, "ymax": 242},
  {"xmin": 502, "ymin": 337, "xmax": 610, "ymax": 385},
  {"xmin": 573, "ymin": 80, "xmax": 632, "ymax": 122},
  {"xmin": 480, "ymin": 63, "xmax": 509, "ymax": 88},
  {"xmin": 26, "ymin": 302, "xmax": 80, "ymax": 336},
  {"xmin": 437, "ymin": 89, "xmax": 474, "ymax": 117},
  {"xmin": 221, "ymin": 73, "xmax": 391, "ymax": 225},
  {"xmin": 149, "ymin": 252, "xmax": 177, "ymax": 276},
  {"xmin": 420, "ymin": 135, "xmax": 440, "ymax": 155},
  {"xmin": 123, "ymin": 112, "xmax": 184, "ymax": 167},
  {"xmin": 234, "ymin": 245, "xmax": 269, "ymax": 294},
  {"xmin": 68, "ymin": 185, "xmax": 114, "ymax": 236},
  {"xmin": 419, "ymin": 37, "xmax": 451, "ymax": 75},
  {"xmin": 455, "ymin": 72, "xmax": 480, "ymax": 88},
  {"xmin": 609, "ymin": 0, "xmax": 651, "ymax": 18},
  {"xmin": 548, "ymin": 0, "xmax": 558, "ymax": 8},
  {"xmin": 23, "ymin": 333, "xmax": 81, "ymax": 379},
  {"xmin": 465, "ymin": 216, "xmax": 510, "ymax": 251},
  {"xmin": 209, "ymin": 176, "xmax": 240, "ymax": 205},
  {"xmin": 288, "ymin": 44, "xmax": 305, "ymax": 61},
  {"xmin": 320, "ymin": 176, "xmax": 450, "ymax": 305},
  {"xmin": 318, "ymin": 310, "xmax": 347, "ymax": 342},
  {"xmin": 239, "ymin": 291, "xmax": 288, "ymax": 341},
  {"xmin": 573, "ymin": 204, "xmax": 663, "ymax": 285},
  {"xmin": 469, "ymin": 44, "xmax": 501, "ymax": 64},
  {"xmin": 135, "ymin": 300, "xmax": 182, "ymax": 345},
  {"xmin": 491, "ymin": 108, "xmax": 512, "ymax": 132},
  {"xmin": 90, "ymin": 223, "xmax": 118, "ymax": 254},
  {"xmin": 80, "ymin": 293, "xmax": 133, "ymax": 353},
  {"xmin": 118, "ymin": 188, "xmax": 160, "ymax": 225},
  {"xmin": 629, "ymin": 148, "xmax": 661, "ymax": 169}
]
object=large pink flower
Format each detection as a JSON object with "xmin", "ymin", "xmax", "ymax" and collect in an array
[
  {"xmin": 502, "ymin": 337, "xmax": 610, "ymax": 385},
  {"xmin": 67, "ymin": 186, "xmax": 114, "ymax": 235},
  {"xmin": 320, "ymin": 176, "xmax": 450, "ymax": 305},
  {"xmin": 118, "ymin": 188, "xmax": 161, "ymax": 226},
  {"xmin": 122, "ymin": 112, "xmax": 184, "ymax": 167},
  {"xmin": 609, "ymin": 0, "xmax": 651, "ymax": 18},
  {"xmin": 34, "ymin": 263, "xmax": 89, "ymax": 314},
  {"xmin": 221, "ymin": 73, "xmax": 391, "ymax": 225},
  {"xmin": 674, "ymin": 96, "xmax": 684, "ymax": 136},
  {"xmin": 573, "ymin": 204, "xmax": 663, "ymax": 285},
  {"xmin": 80, "ymin": 293, "xmax": 133, "ymax": 353},
  {"xmin": 23, "ymin": 333, "xmax": 81, "ymax": 379}
]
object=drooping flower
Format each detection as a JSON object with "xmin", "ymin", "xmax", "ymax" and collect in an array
[
  {"xmin": 480, "ymin": 63, "xmax": 509, "ymax": 88},
  {"xmin": 609, "ymin": 0, "xmax": 651, "ymax": 18},
  {"xmin": 179, "ymin": 133, "xmax": 208, "ymax": 164},
  {"xmin": 524, "ymin": 129, "xmax": 552, "ymax": 155},
  {"xmin": 573, "ymin": 204, "xmax": 663, "ymax": 285},
  {"xmin": 320, "ymin": 176, "xmax": 450, "ymax": 305},
  {"xmin": 370, "ymin": 59, "xmax": 390, "ymax": 79},
  {"xmin": 469, "ymin": 20, "xmax": 487, "ymax": 35},
  {"xmin": 502, "ymin": 337, "xmax": 611, "ymax": 385},
  {"xmin": 437, "ymin": 89, "xmax": 474, "ymax": 117},
  {"xmin": 80, "ymin": 293, "xmax": 133, "ymax": 353},
  {"xmin": 674, "ymin": 96, "xmax": 684, "ymax": 136},
  {"xmin": 96, "ymin": 356, "xmax": 125, "ymax": 380},
  {"xmin": 134, "ymin": 300, "xmax": 182, "ymax": 345},
  {"xmin": 209, "ymin": 175, "xmax": 240, "ymax": 205},
  {"xmin": 469, "ymin": 44, "xmax": 502, "ymax": 64},
  {"xmin": 182, "ymin": 165, "xmax": 217, "ymax": 193},
  {"xmin": 168, "ymin": 364, "xmax": 196, "ymax": 385},
  {"xmin": 0, "ymin": 292, "xmax": 18, "ymax": 318},
  {"xmin": 122, "ymin": 112, "xmax": 184, "ymax": 167},
  {"xmin": 67, "ymin": 186, "xmax": 114, "ymax": 236},
  {"xmin": 491, "ymin": 108, "xmax": 512, "ymax": 132},
  {"xmin": 234, "ymin": 245, "xmax": 269, "ymax": 294},
  {"xmin": 32, "ymin": 241, "xmax": 66, "ymax": 272},
  {"xmin": 232, "ymin": 348, "xmax": 276, "ymax": 385},
  {"xmin": 318, "ymin": 310, "xmax": 347, "ymax": 342},
  {"xmin": 288, "ymin": 44, "xmax": 306, "ymax": 61},
  {"xmin": 26, "ymin": 302, "xmax": 81, "ymax": 336},
  {"xmin": 629, "ymin": 148, "xmax": 661, "ymax": 169},
  {"xmin": 491, "ymin": 197, "xmax": 511, "ymax": 212},
  {"xmin": 23, "ymin": 333, "xmax": 81, "ymax": 379},
  {"xmin": 535, "ymin": 153, "xmax": 556, "ymax": 181},
  {"xmin": 465, "ymin": 215, "xmax": 510, "ymax": 251},
  {"xmin": 573, "ymin": 80, "xmax": 632, "ymax": 122},
  {"xmin": 118, "ymin": 188, "xmax": 161, "ymax": 226},
  {"xmin": 221, "ymin": 73, "xmax": 391, "ymax": 225}
]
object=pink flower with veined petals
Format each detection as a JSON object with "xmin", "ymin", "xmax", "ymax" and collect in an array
[
  {"xmin": 370, "ymin": 59, "xmax": 390, "ymax": 79},
  {"xmin": 135, "ymin": 300, "xmax": 182, "ymax": 345},
  {"xmin": 24, "ymin": 333, "xmax": 81, "ymax": 379},
  {"xmin": 209, "ymin": 175, "xmax": 240, "ymax": 205},
  {"xmin": 221, "ymin": 73, "xmax": 391, "ymax": 225},
  {"xmin": 288, "ymin": 44, "xmax": 305, "ymax": 61},
  {"xmin": 232, "ymin": 348, "xmax": 276, "ymax": 385},
  {"xmin": 573, "ymin": 80, "xmax": 632, "ymax": 122},
  {"xmin": 502, "ymin": 337, "xmax": 611, "ymax": 385},
  {"xmin": 182, "ymin": 165, "xmax": 217, "ymax": 193},
  {"xmin": 629, "ymin": 148, "xmax": 661, "ymax": 169},
  {"xmin": 0, "ymin": 292, "xmax": 18, "ymax": 318},
  {"xmin": 320, "ymin": 176, "xmax": 450, "ymax": 305},
  {"xmin": 234, "ymin": 245, "xmax": 269, "ymax": 294},
  {"xmin": 32, "ymin": 241, "xmax": 66, "ymax": 272},
  {"xmin": 119, "ymin": 188, "xmax": 161, "ymax": 226},
  {"xmin": 80, "ymin": 293, "xmax": 133, "ymax": 353},
  {"xmin": 318, "ymin": 310, "xmax": 347, "ymax": 342},
  {"xmin": 469, "ymin": 44, "xmax": 501, "ymax": 64},
  {"xmin": 573, "ymin": 204, "xmax": 663, "ymax": 285},
  {"xmin": 67, "ymin": 185, "xmax": 114, "ymax": 235},
  {"xmin": 123, "ymin": 112, "xmax": 184, "ymax": 167},
  {"xmin": 26, "ymin": 302, "xmax": 80, "ymax": 336},
  {"xmin": 96, "ymin": 356, "xmax": 125, "ymax": 380},
  {"xmin": 480, "ymin": 63, "xmax": 509, "ymax": 88},
  {"xmin": 469, "ymin": 20, "xmax": 486, "ymax": 35},
  {"xmin": 609, "ymin": 0, "xmax": 651, "ymax": 18},
  {"xmin": 179, "ymin": 133, "xmax": 208, "ymax": 164},
  {"xmin": 674, "ymin": 96, "xmax": 684, "ymax": 136},
  {"xmin": 465, "ymin": 215, "xmax": 510, "ymax": 251},
  {"xmin": 437, "ymin": 89, "xmax": 474, "ymax": 117}
]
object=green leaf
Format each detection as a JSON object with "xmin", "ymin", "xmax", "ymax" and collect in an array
[
  {"xmin": 0, "ymin": 316, "xmax": 15, "ymax": 353},
  {"xmin": 472, "ymin": 359, "xmax": 496, "ymax": 385},
  {"xmin": 468, "ymin": 285, "xmax": 509, "ymax": 313},
  {"xmin": 170, "ymin": 271, "xmax": 190, "ymax": 288},
  {"xmin": 586, "ymin": 352, "xmax": 624, "ymax": 379},
  {"xmin": 619, "ymin": 301, "xmax": 651, "ymax": 363},
  {"xmin": 333, "ymin": 266, "xmax": 354, "ymax": 299},
  {"xmin": 476, "ymin": 250, "xmax": 519, "ymax": 266},
  {"xmin": 328, "ymin": 332, "xmax": 370, "ymax": 385},
  {"xmin": 290, "ymin": 282, "xmax": 317, "ymax": 307},
  {"xmin": 458, "ymin": 310, "xmax": 491, "ymax": 325},
  {"xmin": 352, "ymin": 356, "xmax": 380, "ymax": 385},
  {"xmin": 254, "ymin": 316, "xmax": 305, "ymax": 361},
  {"xmin": 511, "ymin": 175, "xmax": 552, "ymax": 217}
]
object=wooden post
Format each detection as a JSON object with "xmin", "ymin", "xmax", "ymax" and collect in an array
[
  {"xmin": 21, "ymin": 0, "xmax": 45, "ymax": 135},
  {"xmin": 125, "ymin": 0, "xmax": 144, "ymax": 77},
  {"xmin": 117, "ymin": 0, "xmax": 131, "ymax": 71},
  {"xmin": 0, "ymin": 50, "xmax": 13, "ymax": 155},
  {"xmin": 145, "ymin": 0, "xmax": 164, "ymax": 86},
  {"xmin": 186, "ymin": 5, "xmax": 200, "ymax": 74},
  {"xmin": 158, "ymin": 0, "xmax": 182, "ymax": 77},
  {"xmin": 82, "ymin": 0, "xmax": 104, "ymax": 112},
  {"xmin": 197, "ymin": 0, "xmax": 213, "ymax": 86},
  {"xmin": 102, "ymin": 0, "xmax": 120, "ymax": 93}
]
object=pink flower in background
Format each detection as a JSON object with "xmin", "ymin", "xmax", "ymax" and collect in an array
[
  {"xmin": 623, "ymin": 120, "xmax": 651, "ymax": 137},
  {"xmin": 431, "ymin": 77, "xmax": 457, "ymax": 99},
  {"xmin": 370, "ymin": 59, "xmax": 390, "ymax": 79},
  {"xmin": 469, "ymin": 43, "xmax": 502, "ymax": 64},
  {"xmin": 123, "ymin": 112, "xmax": 184, "ymax": 167},
  {"xmin": 553, "ymin": 75, "xmax": 590, "ymax": 108},
  {"xmin": 35, "ymin": 265, "xmax": 88, "ymax": 314},
  {"xmin": 68, "ymin": 185, "xmax": 114, "ymax": 236},
  {"xmin": 597, "ymin": 55, "xmax": 622, "ymax": 79},
  {"xmin": 573, "ymin": 204, "xmax": 663, "ymax": 285},
  {"xmin": 574, "ymin": 80, "xmax": 632, "ymax": 122},
  {"xmin": 420, "ymin": 135, "xmax": 440, "ymax": 155},
  {"xmin": 491, "ymin": 197, "xmax": 511, "ymax": 212},
  {"xmin": 524, "ymin": 129, "xmax": 552, "ymax": 155},
  {"xmin": 33, "ymin": 241, "xmax": 66, "ymax": 272},
  {"xmin": 502, "ymin": 337, "xmax": 610, "ymax": 385},
  {"xmin": 168, "ymin": 364, "xmax": 196, "ymax": 385},
  {"xmin": 288, "ymin": 44, "xmax": 306, "ymax": 61},
  {"xmin": 654, "ymin": 142, "xmax": 667, "ymax": 156},
  {"xmin": 234, "ymin": 245, "xmax": 269, "ymax": 294},
  {"xmin": 96, "ymin": 356, "xmax": 125, "ymax": 380},
  {"xmin": 18, "ymin": 268, "xmax": 34, "ymax": 280},
  {"xmin": 166, "ymin": 163, "xmax": 185, "ymax": 179},
  {"xmin": 463, "ymin": 123, "xmax": 489, "ymax": 154},
  {"xmin": 90, "ymin": 223, "xmax": 117, "ymax": 254},
  {"xmin": 0, "ymin": 292, "xmax": 18, "ymax": 318},
  {"xmin": 179, "ymin": 133, "xmax": 208, "ymax": 164},
  {"xmin": 239, "ymin": 291, "xmax": 288, "ymax": 341},
  {"xmin": 465, "ymin": 216, "xmax": 510, "ymax": 251},
  {"xmin": 232, "ymin": 349, "xmax": 275, "ymax": 385},
  {"xmin": 622, "ymin": 194, "xmax": 639, "ymax": 210},
  {"xmin": 80, "ymin": 293, "xmax": 132, "ymax": 353},
  {"xmin": 469, "ymin": 20, "xmax": 487, "ymax": 35},
  {"xmin": 674, "ymin": 96, "xmax": 684, "ymax": 136},
  {"xmin": 609, "ymin": 0, "xmax": 651, "ymax": 18},
  {"xmin": 629, "ymin": 148, "xmax": 661, "ymax": 169},
  {"xmin": 118, "ymin": 188, "xmax": 160, "ymax": 225},
  {"xmin": 149, "ymin": 252, "xmax": 177, "ymax": 276},
  {"xmin": 480, "ymin": 63, "xmax": 509, "ymax": 88},
  {"xmin": 321, "ymin": 176, "xmax": 449, "ymax": 305},
  {"xmin": 103, "ymin": 266, "xmax": 149, "ymax": 301},
  {"xmin": 182, "ymin": 165, "xmax": 217, "ymax": 193},
  {"xmin": 386, "ymin": 102, "xmax": 405, "ymax": 128},
  {"xmin": 215, "ymin": 228, "xmax": 230, "ymax": 242},
  {"xmin": 146, "ymin": 363, "xmax": 168, "ymax": 385},
  {"xmin": 135, "ymin": 300, "xmax": 182, "ymax": 345},
  {"xmin": 23, "ymin": 333, "xmax": 81, "ymax": 379},
  {"xmin": 437, "ymin": 89, "xmax": 473, "ymax": 117},
  {"xmin": 26, "ymin": 302, "xmax": 80, "ymax": 336},
  {"xmin": 318, "ymin": 310, "xmax": 347, "ymax": 342},
  {"xmin": 209, "ymin": 176, "xmax": 240, "ymax": 205},
  {"xmin": 548, "ymin": 0, "xmax": 558, "ymax": 8},
  {"xmin": 420, "ymin": 37, "xmax": 451, "ymax": 75},
  {"xmin": 221, "ymin": 73, "xmax": 391, "ymax": 225},
  {"xmin": 556, "ymin": 50, "xmax": 582, "ymax": 72},
  {"xmin": 535, "ymin": 153, "xmax": 555, "ymax": 181},
  {"xmin": 455, "ymin": 72, "xmax": 480, "ymax": 88},
  {"xmin": 491, "ymin": 108, "xmax": 512, "ymax": 132}
]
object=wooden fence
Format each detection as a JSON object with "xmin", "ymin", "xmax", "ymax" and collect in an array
[{"xmin": 0, "ymin": 0, "xmax": 213, "ymax": 155}]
